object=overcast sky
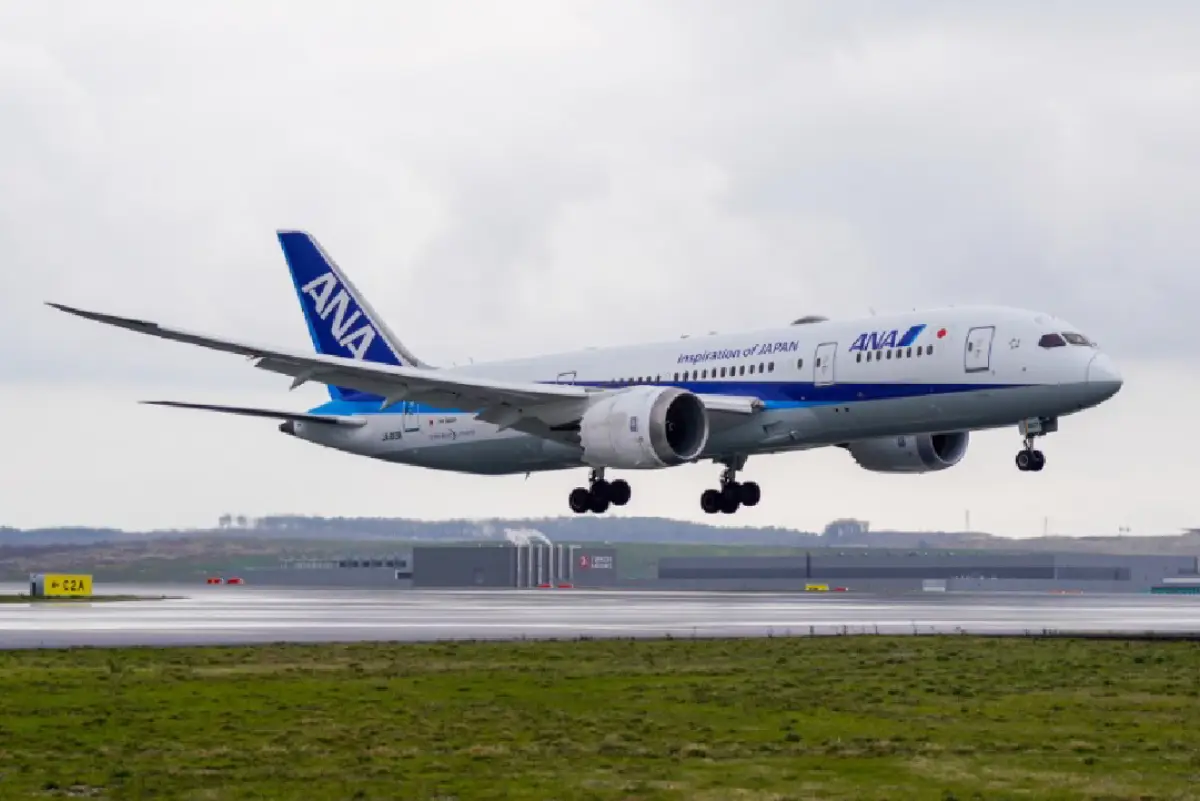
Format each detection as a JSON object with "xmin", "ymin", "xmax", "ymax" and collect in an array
[{"xmin": 3, "ymin": 1, "xmax": 1198, "ymax": 537}]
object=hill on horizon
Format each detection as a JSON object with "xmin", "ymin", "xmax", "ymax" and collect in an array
[{"xmin": 2, "ymin": 515, "xmax": 1198, "ymax": 555}]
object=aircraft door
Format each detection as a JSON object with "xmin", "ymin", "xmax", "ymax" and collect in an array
[
  {"xmin": 402, "ymin": 401, "xmax": 421, "ymax": 433},
  {"xmin": 964, "ymin": 326, "xmax": 996, "ymax": 373},
  {"xmin": 814, "ymin": 341, "xmax": 838, "ymax": 386}
]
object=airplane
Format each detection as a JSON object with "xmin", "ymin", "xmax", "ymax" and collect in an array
[{"xmin": 47, "ymin": 230, "xmax": 1123, "ymax": 516}]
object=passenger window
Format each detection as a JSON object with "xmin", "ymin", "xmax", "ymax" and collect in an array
[
  {"xmin": 758, "ymin": 362, "xmax": 765, "ymax": 372},
  {"xmin": 748, "ymin": 364, "xmax": 755, "ymax": 374},
  {"xmin": 739, "ymin": 365, "xmax": 745, "ymax": 376},
  {"xmin": 673, "ymin": 372, "xmax": 679, "ymax": 381},
  {"xmin": 1038, "ymin": 333, "xmax": 1066, "ymax": 348},
  {"xmin": 906, "ymin": 347, "xmax": 912, "ymax": 357},
  {"xmin": 856, "ymin": 353, "xmax": 861, "ymax": 363},
  {"xmin": 927, "ymin": 345, "xmax": 934, "ymax": 355},
  {"xmin": 768, "ymin": 362, "xmax": 775, "ymax": 372}
]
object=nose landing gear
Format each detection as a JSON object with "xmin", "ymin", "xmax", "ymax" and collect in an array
[
  {"xmin": 1016, "ymin": 443, "xmax": 1045, "ymax": 472},
  {"xmin": 700, "ymin": 456, "xmax": 761, "ymax": 514},
  {"xmin": 1015, "ymin": 417, "xmax": 1056, "ymax": 472},
  {"xmin": 568, "ymin": 468, "xmax": 632, "ymax": 514}
]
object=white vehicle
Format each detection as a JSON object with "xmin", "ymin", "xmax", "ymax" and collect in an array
[{"xmin": 49, "ymin": 231, "xmax": 1122, "ymax": 515}]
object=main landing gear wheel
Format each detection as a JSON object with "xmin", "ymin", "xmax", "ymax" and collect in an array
[
  {"xmin": 568, "ymin": 469, "xmax": 631, "ymax": 514},
  {"xmin": 700, "ymin": 457, "xmax": 760, "ymax": 514}
]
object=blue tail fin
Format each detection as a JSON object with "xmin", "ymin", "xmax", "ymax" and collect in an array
[{"xmin": 277, "ymin": 230, "xmax": 426, "ymax": 402}]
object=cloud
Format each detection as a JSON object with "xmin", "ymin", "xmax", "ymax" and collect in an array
[{"xmin": 1, "ymin": 1, "xmax": 1196, "ymax": 533}]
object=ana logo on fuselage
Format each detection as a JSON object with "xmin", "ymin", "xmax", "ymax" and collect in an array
[
  {"xmin": 849, "ymin": 324, "xmax": 926, "ymax": 353},
  {"xmin": 300, "ymin": 272, "xmax": 377, "ymax": 360}
]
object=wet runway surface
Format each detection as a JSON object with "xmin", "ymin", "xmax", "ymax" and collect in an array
[{"xmin": 1, "ymin": 583, "xmax": 1199, "ymax": 648}]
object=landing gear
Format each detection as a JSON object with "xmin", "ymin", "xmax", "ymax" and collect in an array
[
  {"xmin": 1015, "ymin": 443, "xmax": 1046, "ymax": 472},
  {"xmin": 568, "ymin": 468, "xmax": 632, "ymax": 514},
  {"xmin": 1015, "ymin": 417, "xmax": 1055, "ymax": 473},
  {"xmin": 700, "ymin": 456, "xmax": 760, "ymax": 514}
]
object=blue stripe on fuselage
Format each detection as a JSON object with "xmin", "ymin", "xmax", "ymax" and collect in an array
[{"xmin": 308, "ymin": 380, "xmax": 1027, "ymax": 417}]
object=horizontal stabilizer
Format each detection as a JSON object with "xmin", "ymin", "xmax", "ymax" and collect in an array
[{"xmin": 139, "ymin": 400, "xmax": 366, "ymax": 427}]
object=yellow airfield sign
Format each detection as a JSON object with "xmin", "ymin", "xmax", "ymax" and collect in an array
[{"xmin": 38, "ymin": 574, "xmax": 93, "ymax": 597}]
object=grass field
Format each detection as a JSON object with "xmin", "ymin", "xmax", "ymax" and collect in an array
[{"xmin": 1, "ymin": 636, "xmax": 1198, "ymax": 800}]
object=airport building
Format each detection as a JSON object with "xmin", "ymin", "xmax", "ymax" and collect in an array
[
  {"xmin": 235, "ymin": 539, "xmax": 1194, "ymax": 595},
  {"xmin": 241, "ymin": 542, "xmax": 618, "ymax": 589},
  {"xmin": 649, "ymin": 548, "xmax": 1199, "ymax": 594}
]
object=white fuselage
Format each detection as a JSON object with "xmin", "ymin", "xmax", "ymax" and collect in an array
[{"xmin": 285, "ymin": 305, "xmax": 1122, "ymax": 475}]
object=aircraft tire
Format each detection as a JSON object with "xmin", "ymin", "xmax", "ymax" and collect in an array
[{"xmin": 569, "ymin": 488, "xmax": 592, "ymax": 513}]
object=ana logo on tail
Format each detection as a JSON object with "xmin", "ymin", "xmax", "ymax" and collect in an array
[{"xmin": 300, "ymin": 271, "xmax": 377, "ymax": 360}]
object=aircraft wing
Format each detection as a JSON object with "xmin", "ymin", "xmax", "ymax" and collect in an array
[
  {"xmin": 48, "ymin": 303, "xmax": 762, "ymax": 437},
  {"xmin": 139, "ymin": 400, "xmax": 368, "ymax": 427}
]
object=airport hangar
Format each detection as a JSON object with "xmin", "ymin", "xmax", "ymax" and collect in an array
[{"xmin": 238, "ymin": 542, "xmax": 1199, "ymax": 594}]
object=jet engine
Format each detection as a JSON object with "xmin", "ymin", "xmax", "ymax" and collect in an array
[
  {"xmin": 844, "ymin": 431, "xmax": 969, "ymax": 473},
  {"xmin": 579, "ymin": 386, "xmax": 709, "ymax": 469}
]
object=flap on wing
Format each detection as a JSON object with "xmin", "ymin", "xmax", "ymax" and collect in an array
[{"xmin": 140, "ymin": 400, "xmax": 367, "ymax": 427}]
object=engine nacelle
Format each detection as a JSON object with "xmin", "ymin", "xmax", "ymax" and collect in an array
[
  {"xmin": 845, "ymin": 431, "xmax": 969, "ymax": 473},
  {"xmin": 579, "ymin": 386, "xmax": 709, "ymax": 469}
]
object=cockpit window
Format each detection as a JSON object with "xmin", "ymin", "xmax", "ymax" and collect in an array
[
  {"xmin": 1038, "ymin": 333, "xmax": 1066, "ymax": 348},
  {"xmin": 1061, "ymin": 332, "xmax": 1094, "ymax": 346}
]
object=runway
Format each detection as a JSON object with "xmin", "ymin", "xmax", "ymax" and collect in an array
[{"xmin": 2, "ymin": 583, "xmax": 1199, "ymax": 648}]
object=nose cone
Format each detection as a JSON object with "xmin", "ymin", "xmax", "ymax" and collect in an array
[{"xmin": 1086, "ymin": 353, "xmax": 1123, "ymax": 399}]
